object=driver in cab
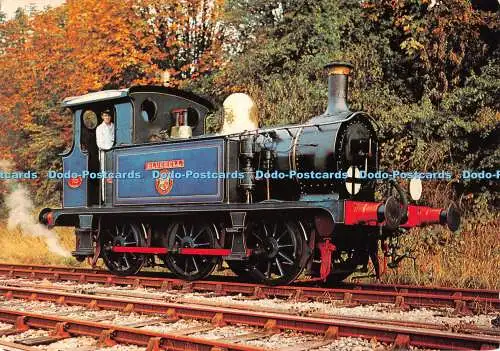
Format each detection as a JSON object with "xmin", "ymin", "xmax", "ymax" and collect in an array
[{"xmin": 96, "ymin": 110, "xmax": 114, "ymax": 202}]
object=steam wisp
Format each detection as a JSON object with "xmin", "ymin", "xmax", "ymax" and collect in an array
[{"xmin": 1, "ymin": 160, "xmax": 70, "ymax": 257}]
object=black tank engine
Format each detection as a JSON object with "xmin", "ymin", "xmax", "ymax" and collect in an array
[{"xmin": 39, "ymin": 62, "xmax": 460, "ymax": 285}]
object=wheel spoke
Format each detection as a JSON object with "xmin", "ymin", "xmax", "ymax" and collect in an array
[
  {"xmin": 123, "ymin": 255, "xmax": 131, "ymax": 269},
  {"xmin": 278, "ymin": 252, "xmax": 294, "ymax": 265},
  {"xmin": 266, "ymin": 261, "xmax": 272, "ymax": 278},
  {"xmin": 191, "ymin": 257, "xmax": 199, "ymax": 274},
  {"xmin": 251, "ymin": 232, "xmax": 265, "ymax": 243},
  {"xmin": 192, "ymin": 228, "xmax": 205, "ymax": 241},
  {"xmin": 263, "ymin": 224, "xmax": 270, "ymax": 237},
  {"xmin": 123, "ymin": 241, "xmax": 137, "ymax": 246},
  {"xmin": 276, "ymin": 230, "xmax": 288, "ymax": 243},
  {"xmin": 275, "ymin": 258, "xmax": 284, "ymax": 276},
  {"xmin": 184, "ymin": 257, "xmax": 190, "ymax": 274},
  {"xmin": 277, "ymin": 244, "xmax": 294, "ymax": 249},
  {"xmin": 271, "ymin": 223, "xmax": 277, "ymax": 237}
]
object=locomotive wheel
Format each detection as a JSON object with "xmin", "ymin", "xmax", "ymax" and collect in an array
[
  {"xmin": 247, "ymin": 219, "xmax": 307, "ymax": 286},
  {"xmin": 163, "ymin": 221, "xmax": 219, "ymax": 280},
  {"xmin": 100, "ymin": 222, "xmax": 147, "ymax": 276}
]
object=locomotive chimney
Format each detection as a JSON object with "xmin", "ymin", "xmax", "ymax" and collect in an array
[{"xmin": 324, "ymin": 61, "xmax": 353, "ymax": 115}]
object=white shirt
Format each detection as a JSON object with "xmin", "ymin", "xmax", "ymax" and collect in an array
[{"xmin": 96, "ymin": 122, "xmax": 115, "ymax": 150}]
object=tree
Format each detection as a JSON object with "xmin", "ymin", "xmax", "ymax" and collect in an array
[
  {"xmin": 192, "ymin": 0, "xmax": 360, "ymax": 126},
  {"xmin": 361, "ymin": 0, "xmax": 498, "ymax": 102},
  {"xmin": 139, "ymin": 0, "xmax": 226, "ymax": 83},
  {"xmin": 190, "ymin": 0, "xmax": 498, "ymax": 210},
  {"xmin": 0, "ymin": 0, "xmax": 226, "ymax": 205},
  {"xmin": 359, "ymin": 0, "xmax": 499, "ymax": 209}
]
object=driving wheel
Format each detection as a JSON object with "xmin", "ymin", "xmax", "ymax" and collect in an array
[
  {"xmin": 247, "ymin": 219, "xmax": 308, "ymax": 285},
  {"xmin": 100, "ymin": 222, "xmax": 147, "ymax": 276},
  {"xmin": 163, "ymin": 221, "xmax": 219, "ymax": 280}
]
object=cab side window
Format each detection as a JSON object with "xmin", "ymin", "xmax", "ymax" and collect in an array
[
  {"xmin": 81, "ymin": 107, "xmax": 116, "ymax": 152},
  {"xmin": 81, "ymin": 110, "xmax": 98, "ymax": 152},
  {"xmin": 141, "ymin": 99, "xmax": 157, "ymax": 123}
]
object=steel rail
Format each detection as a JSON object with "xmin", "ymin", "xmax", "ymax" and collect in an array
[
  {"xmin": 0, "ymin": 285, "xmax": 498, "ymax": 350},
  {"xmin": 2, "ymin": 284, "xmax": 499, "ymax": 337},
  {"xmin": 0, "ymin": 263, "xmax": 498, "ymax": 313},
  {"xmin": 0, "ymin": 340, "xmax": 40, "ymax": 351},
  {"xmin": 340, "ymin": 281, "xmax": 499, "ymax": 300},
  {"xmin": 0, "ymin": 308, "xmax": 265, "ymax": 351},
  {"xmin": 1, "ymin": 263, "xmax": 497, "ymax": 299}
]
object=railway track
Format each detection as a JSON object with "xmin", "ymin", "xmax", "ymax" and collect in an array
[
  {"xmin": 2, "ymin": 282, "xmax": 499, "ymax": 336},
  {"xmin": 0, "ymin": 263, "xmax": 498, "ymax": 313},
  {"xmin": 0, "ymin": 308, "xmax": 265, "ymax": 351},
  {"xmin": 0, "ymin": 283, "xmax": 498, "ymax": 350}
]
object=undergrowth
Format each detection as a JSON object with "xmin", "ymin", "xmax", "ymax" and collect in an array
[
  {"xmin": 0, "ymin": 223, "xmax": 78, "ymax": 266},
  {"xmin": 380, "ymin": 216, "xmax": 499, "ymax": 290}
]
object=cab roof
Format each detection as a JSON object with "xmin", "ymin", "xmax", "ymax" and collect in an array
[{"xmin": 62, "ymin": 86, "xmax": 214, "ymax": 110}]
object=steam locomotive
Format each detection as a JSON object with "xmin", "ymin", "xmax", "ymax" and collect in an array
[{"xmin": 39, "ymin": 62, "xmax": 460, "ymax": 285}]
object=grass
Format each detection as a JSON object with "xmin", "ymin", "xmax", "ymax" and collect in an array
[
  {"xmin": 0, "ymin": 216, "xmax": 498, "ymax": 290},
  {"xmin": 380, "ymin": 216, "xmax": 500, "ymax": 290},
  {"xmin": 0, "ymin": 222, "xmax": 79, "ymax": 266}
]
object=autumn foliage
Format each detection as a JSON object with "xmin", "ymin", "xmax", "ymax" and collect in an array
[
  {"xmin": 0, "ymin": 0, "xmax": 224, "ymax": 203},
  {"xmin": 361, "ymin": 0, "xmax": 499, "ymax": 102}
]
